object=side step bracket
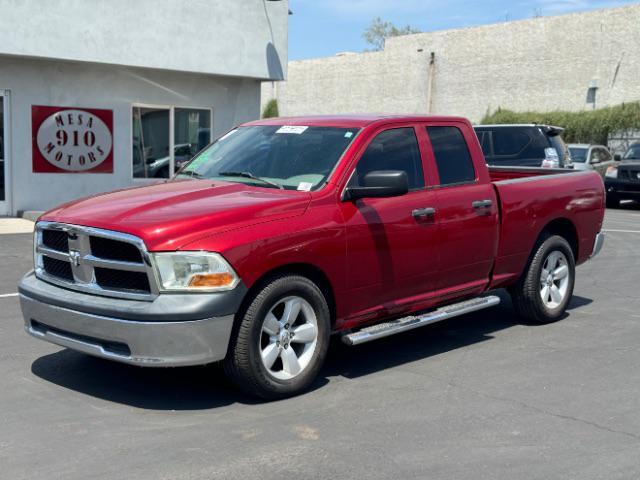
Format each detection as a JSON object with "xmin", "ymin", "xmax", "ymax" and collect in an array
[{"xmin": 341, "ymin": 295, "xmax": 501, "ymax": 346}]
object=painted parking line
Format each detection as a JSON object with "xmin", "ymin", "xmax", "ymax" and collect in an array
[
  {"xmin": 0, "ymin": 293, "xmax": 18, "ymax": 298},
  {"xmin": 603, "ymin": 229, "xmax": 640, "ymax": 234}
]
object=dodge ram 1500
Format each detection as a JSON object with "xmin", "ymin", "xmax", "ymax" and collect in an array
[{"xmin": 20, "ymin": 115, "xmax": 605, "ymax": 399}]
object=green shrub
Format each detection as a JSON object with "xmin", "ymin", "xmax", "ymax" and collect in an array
[
  {"xmin": 262, "ymin": 99, "xmax": 279, "ymax": 119},
  {"xmin": 480, "ymin": 102, "xmax": 640, "ymax": 145}
]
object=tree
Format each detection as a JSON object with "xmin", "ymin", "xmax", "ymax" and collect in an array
[
  {"xmin": 262, "ymin": 99, "xmax": 279, "ymax": 119},
  {"xmin": 363, "ymin": 17, "xmax": 421, "ymax": 51}
]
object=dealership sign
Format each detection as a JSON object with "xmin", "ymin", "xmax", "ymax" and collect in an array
[{"xmin": 32, "ymin": 106, "xmax": 113, "ymax": 173}]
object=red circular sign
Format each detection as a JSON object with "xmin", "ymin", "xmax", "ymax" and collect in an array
[{"xmin": 32, "ymin": 106, "xmax": 114, "ymax": 173}]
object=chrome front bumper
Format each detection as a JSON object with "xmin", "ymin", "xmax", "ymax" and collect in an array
[
  {"xmin": 591, "ymin": 231, "xmax": 606, "ymax": 259},
  {"xmin": 20, "ymin": 293, "xmax": 235, "ymax": 367}
]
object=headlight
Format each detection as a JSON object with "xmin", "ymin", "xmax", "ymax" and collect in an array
[
  {"xmin": 605, "ymin": 166, "xmax": 618, "ymax": 179},
  {"xmin": 151, "ymin": 252, "xmax": 240, "ymax": 291}
]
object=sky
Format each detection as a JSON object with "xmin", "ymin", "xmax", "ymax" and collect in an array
[{"xmin": 287, "ymin": 0, "xmax": 640, "ymax": 60}]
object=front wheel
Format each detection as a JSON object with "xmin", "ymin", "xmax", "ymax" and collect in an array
[
  {"xmin": 224, "ymin": 275, "xmax": 330, "ymax": 399},
  {"xmin": 510, "ymin": 235, "xmax": 575, "ymax": 324}
]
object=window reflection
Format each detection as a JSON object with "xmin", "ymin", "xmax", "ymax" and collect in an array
[
  {"xmin": 174, "ymin": 108, "xmax": 211, "ymax": 172},
  {"xmin": 132, "ymin": 107, "xmax": 170, "ymax": 178}
]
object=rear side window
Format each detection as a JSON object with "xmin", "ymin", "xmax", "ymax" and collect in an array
[
  {"xmin": 427, "ymin": 126, "xmax": 476, "ymax": 185},
  {"xmin": 353, "ymin": 127, "xmax": 425, "ymax": 190},
  {"xmin": 492, "ymin": 129, "xmax": 531, "ymax": 156}
]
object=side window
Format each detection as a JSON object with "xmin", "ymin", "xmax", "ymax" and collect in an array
[
  {"xmin": 427, "ymin": 126, "xmax": 476, "ymax": 186},
  {"xmin": 492, "ymin": 129, "xmax": 531, "ymax": 156},
  {"xmin": 352, "ymin": 127, "xmax": 425, "ymax": 190},
  {"xmin": 590, "ymin": 149, "xmax": 601, "ymax": 163}
]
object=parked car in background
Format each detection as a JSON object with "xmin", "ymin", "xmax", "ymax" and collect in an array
[
  {"xmin": 474, "ymin": 124, "xmax": 573, "ymax": 169},
  {"xmin": 568, "ymin": 144, "xmax": 616, "ymax": 177},
  {"xmin": 20, "ymin": 114, "xmax": 605, "ymax": 399},
  {"xmin": 605, "ymin": 143, "xmax": 640, "ymax": 208}
]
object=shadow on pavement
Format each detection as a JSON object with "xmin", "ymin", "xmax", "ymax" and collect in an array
[{"xmin": 30, "ymin": 290, "xmax": 593, "ymax": 410}]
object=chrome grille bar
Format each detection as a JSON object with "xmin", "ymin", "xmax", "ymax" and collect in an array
[{"xmin": 34, "ymin": 221, "xmax": 158, "ymax": 301}]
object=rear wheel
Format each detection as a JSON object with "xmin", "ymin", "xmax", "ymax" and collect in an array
[
  {"xmin": 511, "ymin": 235, "xmax": 575, "ymax": 324},
  {"xmin": 224, "ymin": 275, "xmax": 330, "ymax": 399}
]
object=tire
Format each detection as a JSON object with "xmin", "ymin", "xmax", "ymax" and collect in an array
[
  {"xmin": 224, "ymin": 274, "xmax": 331, "ymax": 399},
  {"xmin": 510, "ymin": 235, "xmax": 575, "ymax": 324},
  {"xmin": 606, "ymin": 195, "xmax": 620, "ymax": 209}
]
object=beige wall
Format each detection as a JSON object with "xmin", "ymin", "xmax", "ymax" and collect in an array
[{"xmin": 263, "ymin": 4, "xmax": 640, "ymax": 122}]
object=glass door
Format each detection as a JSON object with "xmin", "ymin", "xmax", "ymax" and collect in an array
[{"xmin": 0, "ymin": 91, "xmax": 6, "ymax": 215}]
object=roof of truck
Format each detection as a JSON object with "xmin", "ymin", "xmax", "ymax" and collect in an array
[{"xmin": 244, "ymin": 114, "xmax": 468, "ymax": 128}]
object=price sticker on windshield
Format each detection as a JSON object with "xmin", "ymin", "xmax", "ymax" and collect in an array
[
  {"xmin": 276, "ymin": 125, "xmax": 308, "ymax": 135},
  {"xmin": 297, "ymin": 182, "xmax": 314, "ymax": 191}
]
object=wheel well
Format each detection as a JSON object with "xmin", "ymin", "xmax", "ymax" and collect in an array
[
  {"xmin": 241, "ymin": 264, "xmax": 337, "ymax": 326},
  {"xmin": 539, "ymin": 218, "xmax": 579, "ymax": 260}
]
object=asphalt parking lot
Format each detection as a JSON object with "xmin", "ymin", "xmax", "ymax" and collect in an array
[{"xmin": 1, "ymin": 206, "xmax": 640, "ymax": 480}]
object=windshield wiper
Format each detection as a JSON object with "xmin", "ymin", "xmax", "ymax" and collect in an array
[{"xmin": 218, "ymin": 171, "xmax": 284, "ymax": 189}]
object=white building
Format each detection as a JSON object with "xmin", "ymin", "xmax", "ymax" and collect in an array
[{"xmin": 0, "ymin": 0, "xmax": 289, "ymax": 216}]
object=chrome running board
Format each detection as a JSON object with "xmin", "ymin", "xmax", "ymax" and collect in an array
[{"xmin": 341, "ymin": 295, "xmax": 501, "ymax": 346}]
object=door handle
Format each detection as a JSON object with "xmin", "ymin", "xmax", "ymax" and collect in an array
[
  {"xmin": 412, "ymin": 207, "xmax": 436, "ymax": 218},
  {"xmin": 472, "ymin": 200, "xmax": 493, "ymax": 209}
]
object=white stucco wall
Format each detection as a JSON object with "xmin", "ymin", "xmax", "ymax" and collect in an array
[
  {"xmin": 0, "ymin": 56, "xmax": 261, "ymax": 214},
  {"xmin": 0, "ymin": 0, "xmax": 288, "ymax": 81},
  {"xmin": 263, "ymin": 4, "xmax": 640, "ymax": 121}
]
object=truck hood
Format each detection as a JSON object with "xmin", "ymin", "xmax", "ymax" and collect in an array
[{"xmin": 40, "ymin": 180, "xmax": 312, "ymax": 250}]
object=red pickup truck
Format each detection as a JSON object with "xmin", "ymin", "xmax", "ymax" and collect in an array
[{"xmin": 20, "ymin": 115, "xmax": 605, "ymax": 399}]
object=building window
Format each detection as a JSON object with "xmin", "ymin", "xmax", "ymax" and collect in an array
[{"xmin": 132, "ymin": 105, "xmax": 212, "ymax": 179}]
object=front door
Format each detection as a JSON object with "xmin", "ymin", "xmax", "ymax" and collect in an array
[
  {"xmin": 340, "ymin": 125, "xmax": 440, "ymax": 324},
  {"xmin": 0, "ymin": 91, "xmax": 7, "ymax": 215}
]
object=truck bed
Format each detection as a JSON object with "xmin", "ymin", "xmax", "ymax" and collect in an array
[
  {"xmin": 488, "ymin": 165, "xmax": 575, "ymax": 182},
  {"xmin": 488, "ymin": 168, "xmax": 605, "ymax": 289}
]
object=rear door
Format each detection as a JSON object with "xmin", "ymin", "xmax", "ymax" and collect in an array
[
  {"xmin": 340, "ymin": 125, "xmax": 440, "ymax": 320},
  {"xmin": 424, "ymin": 123, "xmax": 500, "ymax": 295}
]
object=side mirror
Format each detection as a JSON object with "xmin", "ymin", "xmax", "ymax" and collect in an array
[
  {"xmin": 345, "ymin": 170, "xmax": 409, "ymax": 201},
  {"xmin": 614, "ymin": 154, "xmax": 622, "ymax": 161}
]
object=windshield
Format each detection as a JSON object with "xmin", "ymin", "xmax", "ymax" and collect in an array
[
  {"xmin": 623, "ymin": 144, "xmax": 640, "ymax": 160},
  {"xmin": 568, "ymin": 147, "xmax": 588, "ymax": 162},
  {"xmin": 176, "ymin": 125, "xmax": 360, "ymax": 190}
]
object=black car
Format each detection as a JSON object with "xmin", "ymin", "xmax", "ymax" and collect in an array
[
  {"xmin": 605, "ymin": 143, "xmax": 640, "ymax": 208},
  {"xmin": 474, "ymin": 124, "xmax": 573, "ymax": 169}
]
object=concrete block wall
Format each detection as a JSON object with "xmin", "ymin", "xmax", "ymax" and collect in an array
[{"xmin": 263, "ymin": 4, "xmax": 640, "ymax": 122}]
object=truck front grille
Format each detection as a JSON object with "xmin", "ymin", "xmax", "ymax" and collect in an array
[
  {"xmin": 42, "ymin": 256, "xmax": 74, "ymax": 281},
  {"xmin": 618, "ymin": 167, "xmax": 640, "ymax": 182},
  {"xmin": 94, "ymin": 267, "xmax": 151, "ymax": 293},
  {"xmin": 35, "ymin": 222, "xmax": 158, "ymax": 301},
  {"xmin": 42, "ymin": 229, "xmax": 69, "ymax": 253},
  {"xmin": 90, "ymin": 236, "xmax": 143, "ymax": 263}
]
